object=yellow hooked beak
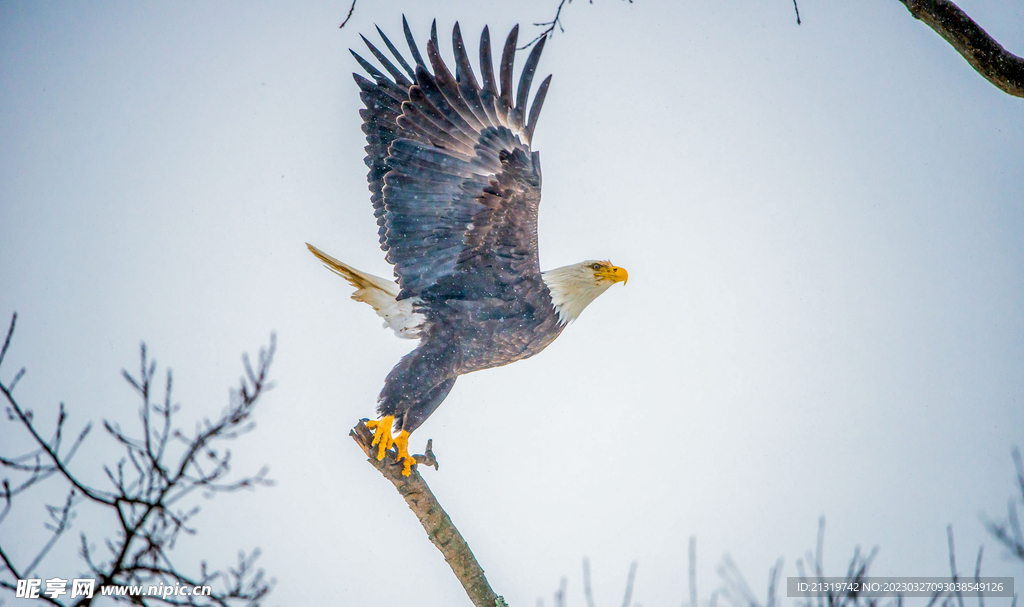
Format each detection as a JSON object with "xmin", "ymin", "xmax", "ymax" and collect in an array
[{"xmin": 597, "ymin": 264, "xmax": 628, "ymax": 285}]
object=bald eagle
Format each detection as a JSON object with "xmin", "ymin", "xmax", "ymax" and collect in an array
[{"xmin": 308, "ymin": 19, "xmax": 627, "ymax": 475}]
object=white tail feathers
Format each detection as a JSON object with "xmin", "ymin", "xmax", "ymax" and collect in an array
[{"xmin": 306, "ymin": 243, "xmax": 425, "ymax": 340}]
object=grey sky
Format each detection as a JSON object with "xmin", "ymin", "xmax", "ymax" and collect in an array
[{"xmin": 1, "ymin": 1, "xmax": 1022, "ymax": 605}]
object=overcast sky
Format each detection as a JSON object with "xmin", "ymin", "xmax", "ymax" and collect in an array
[{"xmin": 2, "ymin": 1, "xmax": 1023, "ymax": 606}]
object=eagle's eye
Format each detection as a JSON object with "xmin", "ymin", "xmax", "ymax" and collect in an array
[{"xmin": 590, "ymin": 263, "xmax": 602, "ymax": 271}]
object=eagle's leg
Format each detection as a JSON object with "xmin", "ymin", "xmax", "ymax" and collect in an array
[
  {"xmin": 393, "ymin": 430, "xmax": 415, "ymax": 476},
  {"xmin": 364, "ymin": 415, "xmax": 395, "ymax": 460}
]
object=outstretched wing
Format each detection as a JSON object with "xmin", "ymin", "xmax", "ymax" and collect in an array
[{"xmin": 352, "ymin": 20, "xmax": 552, "ymax": 303}]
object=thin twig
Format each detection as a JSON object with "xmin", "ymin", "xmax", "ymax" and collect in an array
[
  {"xmin": 0, "ymin": 313, "xmax": 16, "ymax": 371},
  {"xmin": 521, "ymin": 0, "xmax": 571, "ymax": 50},
  {"xmin": 339, "ymin": 0, "xmax": 357, "ymax": 30},
  {"xmin": 621, "ymin": 561, "xmax": 638, "ymax": 607},
  {"xmin": 24, "ymin": 488, "xmax": 76, "ymax": 577},
  {"xmin": 522, "ymin": 0, "xmax": 635, "ymax": 50},
  {"xmin": 689, "ymin": 536, "xmax": 698, "ymax": 607},
  {"xmin": 948, "ymin": 525, "xmax": 965, "ymax": 607},
  {"xmin": 3, "ymin": 385, "xmax": 115, "ymax": 506},
  {"xmin": 717, "ymin": 554, "xmax": 760, "ymax": 607},
  {"xmin": 974, "ymin": 546, "xmax": 984, "ymax": 607},
  {"xmin": 555, "ymin": 577, "xmax": 568, "ymax": 607},
  {"xmin": 981, "ymin": 446, "xmax": 1024, "ymax": 563},
  {"xmin": 584, "ymin": 557, "xmax": 597, "ymax": 607}
]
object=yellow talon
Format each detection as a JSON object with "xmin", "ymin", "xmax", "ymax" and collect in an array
[
  {"xmin": 365, "ymin": 415, "xmax": 395, "ymax": 461},
  {"xmin": 393, "ymin": 430, "xmax": 415, "ymax": 476}
]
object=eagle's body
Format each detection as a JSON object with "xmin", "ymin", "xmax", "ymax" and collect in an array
[{"xmin": 308, "ymin": 19, "xmax": 626, "ymax": 474}]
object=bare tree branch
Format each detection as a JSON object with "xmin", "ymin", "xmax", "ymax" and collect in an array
[
  {"xmin": 718, "ymin": 554, "xmax": 762, "ymax": 607},
  {"xmin": 555, "ymin": 577, "xmax": 568, "ymax": 607},
  {"xmin": 621, "ymin": 560, "xmax": 638, "ymax": 607},
  {"xmin": 522, "ymin": 0, "xmax": 635, "ymax": 50},
  {"xmin": 973, "ymin": 546, "xmax": 984, "ymax": 607},
  {"xmin": 0, "ymin": 313, "xmax": 276, "ymax": 606},
  {"xmin": 947, "ymin": 525, "xmax": 965, "ymax": 607},
  {"xmin": 584, "ymin": 557, "xmax": 597, "ymax": 607},
  {"xmin": 350, "ymin": 420, "xmax": 502, "ymax": 607},
  {"xmin": 898, "ymin": 0, "xmax": 1024, "ymax": 97},
  {"xmin": 339, "ymin": 0, "xmax": 357, "ymax": 30},
  {"xmin": 522, "ymin": 0, "xmax": 571, "ymax": 50},
  {"xmin": 765, "ymin": 559, "xmax": 783, "ymax": 607},
  {"xmin": 24, "ymin": 488, "xmax": 78, "ymax": 578},
  {"xmin": 981, "ymin": 447, "xmax": 1024, "ymax": 563},
  {"xmin": 688, "ymin": 536, "xmax": 698, "ymax": 607}
]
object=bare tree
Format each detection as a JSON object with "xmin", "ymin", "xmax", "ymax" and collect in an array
[{"xmin": 0, "ymin": 313, "xmax": 276, "ymax": 606}]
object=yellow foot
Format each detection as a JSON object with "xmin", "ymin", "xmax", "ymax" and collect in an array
[
  {"xmin": 393, "ymin": 430, "xmax": 415, "ymax": 476},
  {"xmin": 365, "ymin": 415, "xmax": 394, "ymax": 460}
]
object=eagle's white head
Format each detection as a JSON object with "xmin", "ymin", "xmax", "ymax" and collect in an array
[{"xmin": 542, "ymin": 260, "xmax": 628, "ymax": 325}]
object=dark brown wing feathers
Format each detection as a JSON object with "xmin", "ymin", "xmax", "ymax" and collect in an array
[
  {"xmin": 347, "ymin": 19, "xmax": 564, "ymax": 434},
  {"xmin": 350, "ymin": 19, "xmax": 552, "ymax": 301}
]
